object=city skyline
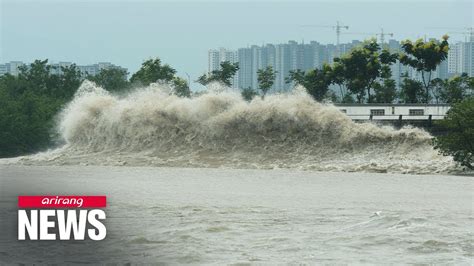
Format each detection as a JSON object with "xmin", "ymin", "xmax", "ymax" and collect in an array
[
  {"xmin": 0, "ymin": 61, "xmax": 127, "ymax": 78},
  {"xmin": 1, "ymin": 0, "xmax": 472, "ymax": 89},
  {"xmin": 208, "ymin": 37, "xmax": 473, "ymax": 93},
  {"xmin": 2, "ymin": 35, "xmax": 472, "ymax": 94}
]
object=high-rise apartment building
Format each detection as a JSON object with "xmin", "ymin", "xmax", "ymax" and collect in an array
[
  {"xmin": 448, "ymin": 38, "xmax": 474, "ymax": 77},
  {"xmin": 237, "ymin": 47, "xmax": 253, "ymax": 90},
  {"xmin": 7, "ymin": 61, "xmax": 25, "ymax": 76},
  {"xmin": 209, "ymin": 40, "xmax": 366, "ymax": 92},
  {"xmin": 448, "ymin": 42, "xmax": 460, "ymax": 75},
  {"xmin": 208, "ymin": 48, "xmax": 239, "ymax": 88},
  {"xmin": 464, "ymin": 41, "xmax": 474, "ymax": 76},
  {"xmin": 49, "ymin": 62, "xmax": 73, "ymax": 75},
  {"xmin": 0, "ymin": 61, "xmax": 25, "ymax": 76},
  {"xmin": 208, "ymin": 50, "xmax": 220, "ymax": 73},
  {"xmin": 0, "ymin": 64, "xmax": 8, "ymax": 76},
  {"xmin": 210, "ymin": 38, "xmax": 472, "ymax": 94}
]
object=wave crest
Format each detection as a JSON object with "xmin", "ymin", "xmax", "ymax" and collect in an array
[{"xmin": 16, "ymin": 81, "xmax": 456, "ymax": 174}]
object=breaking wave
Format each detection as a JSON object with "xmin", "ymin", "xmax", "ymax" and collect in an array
[{"xmin": 11, "ymin": 81, "xmax": 457, "ymax": 174}]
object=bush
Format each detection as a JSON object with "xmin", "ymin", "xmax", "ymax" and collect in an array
[{"xmin": 433, "ymin": 97, "xmax": 474, "ymax": 169}]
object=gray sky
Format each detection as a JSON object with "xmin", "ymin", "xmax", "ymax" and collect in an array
[{"xmin": 1, "ymin": 0, "xmax": 472, "ymax": 89}]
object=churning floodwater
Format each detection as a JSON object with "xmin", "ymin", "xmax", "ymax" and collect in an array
[
  {"xmin": 6, "ymin": 81, "xmax": 459, "ymax": 174},
  {"xmin": 0, "ymin": 166, "xmax": 472, "ymax": 264}
]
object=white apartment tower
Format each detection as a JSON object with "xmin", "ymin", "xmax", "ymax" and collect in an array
[
  {"xmin": 207, "ymin": 38, "xmax": 472, "ymax": 95},
  {"xmin": 208, "ymin": 48, "xmax": 239, "ymax": 89},
  {"xmin": 448, "ymin": 37, "xmax": 474, "ymax": 77}
]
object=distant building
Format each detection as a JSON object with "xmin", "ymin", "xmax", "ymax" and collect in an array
[
  {"xmin": 387, "ymin": 39, "xmax": 450, "ymax": 85},
  {"xmin": 49, "ymin": 62, "xmax": 73, "ymax": 75},
  {"xmin": 209, "ymin": 38, "xmax": 472, "ymax": 94},
  {"xmin": 206, "ymin": 40, "xmax": 377, "ymax": 92},
  {"xmin": 208, "ymin": 50, "xmax": 220, "ymax": 74},
  {"xmin": 7, "ymin": 61, "xmax": 25, "ymax": 76},
  {"xmin": 251, "ymin": 45, "xmax": 265, "ymax": 90},
  {"xmin": 387, "ymin": 40, "xmax": 402, "ymax": 87},
  {"xmin": 466, "ymin": 41, "xmax": 474, "ymax": 76},
  {"xmin": 0, "ymin": 64, "xmax": 8, "ymax": 76},
  {"xmin": 237, "ymin": 47, "xmax": 252, "ymax": 90},
  {"xmin": 448, "ymin": 42, "xmax": 460, "ymax": 75},
  {"xmin": 77, "ymin": 62, "xmax": 127, "ymax": 77},
  {"xmin": 274, "ymin": 43, "xmax": 290, "ymax": 91},
  {"xmin": 0, "ymin": 61, "xmax": 127, "ymax": 77},
  {"xmin": 448, "ymin": 38, "xmax": 474, "ymax": 77},
  {"xmin": 210, "ymin": 40, "xmax": 368, "ymax": 92},
  {"xmin": 435, "ymin": 60, "xmax": 449, "ymax": 80},
  {"xmin": 208, "ymin": 48, "xmax": 238, "ymax": 88}
]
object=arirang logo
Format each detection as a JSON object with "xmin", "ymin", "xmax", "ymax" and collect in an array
[{"xmin": 18, "ymin": 195, "xmax": 107, "ymax": 241}]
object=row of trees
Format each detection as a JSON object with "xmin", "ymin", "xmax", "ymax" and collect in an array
[
  {"xmin": 203, "ymin": 36, "xmax": 471, "ymax": 104},
  {"xmin": 0, "ymin": 40, "xmax": 472, "ymax": 168},
  {"xmin": 0, "ymin": 60, "xmax": 82, "ymax": 157},
  {"xmin": 0, "ymin": 58, "xmax": 192, "ymax": 157},
  {"xmin": 196, "ymin": 61, "xmax": 280, "ymax": 100},
  {"xmin": 89, "ymin": 58, "xmax": 191, "ymax": 97}
]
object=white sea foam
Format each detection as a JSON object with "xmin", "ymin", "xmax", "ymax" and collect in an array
[{"xmin": 12, "ymin": 81, "xmax": 457, "ymax": 174}]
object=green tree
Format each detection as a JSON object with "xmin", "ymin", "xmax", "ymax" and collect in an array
[
  {"xmin": 431, "ymin": 78, "xmax": 444, "ymax": 104},
  {"xmin": 0, "ymin": 60, "xmax": 82, "ymax": 157},
  {"xmin": 257, "ymin": 66, "xmax": 277, "ymax": 99},
  {"xmin": 399, "ymin": 35, "xmax": 449, "ymax": 103},
  {"xmin": 0, "ymin": 88, "xmax": 60, "ymax": 157},
  {"xmin": 241, "ymin": 87, "xmax": 258, "ymax": 101},
  {"xmin": 18, "ymin": 60, "xmax": 53, "ymax": 95},
  {"xmin": 399, "ymin": 78, "xmax": 425, "ymax": 103},
  {"xmin": 325, "ymin": 90, "xmax": 339, "ymax": 103},
  {"xmin": 286, "ymin": 64, "xmax": 333, "ymax": 101},
  {"xmin": 87, "ymin": 68, "xmax": 130, "ymax": 92},
  {"xmin": 331, "ymin": 62, "xmax": 348, "ymax": 99},
  {"xmin": 197, "ymin": 61, "xmax": 239, "ymax": 87},
  {"xmin": 286, "ymin": 69, "xmax": 305, "ymax": 84},
  {"xmin": 373, "ymin": 78, "xmax": 397, "ymax": 103},
  {"xmin": 130, "ymin": 58, "xmax": 176, "ymax": 86},
  {"xmin": 333, "ymin": 40, "xmax": 398, "ymax": 103},
  {"xmin": 341, "ymin": 93, "xmax": 356, "ymax": 103},
  {"xmin": 16, "ymin": 60, "xmax": 82, "ymax": 100},
  {"xmin": 172, "ymin": 77, "xmax": 191, "ymax": 97},
  {"xmin": 57, "ymin": 65, "xmax": 83, "ymax": 99},
  {"xmin": 432, "ymin": 74, "xmax": 473, "ymax": 104},
  {"xmin": 433, "ymin": 97, "xmax": 474, "ymax": 170},
  {"xmin": 129, "ymin": 58, "xmax": 191, "ymax": 97}
]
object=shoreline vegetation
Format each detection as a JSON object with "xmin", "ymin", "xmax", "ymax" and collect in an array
[{"xmin": 0, "ymin": 37, "xmax": 472, "ymax": 169}]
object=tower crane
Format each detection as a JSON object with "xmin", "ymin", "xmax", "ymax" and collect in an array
[
  {"xmin": 341, "ymin": 28, "xmax": 394, "ymax": 46},
  {"xmin": 301, "ymin": 21, "xmax": 349, "ymax": 56},
  {"xmin": 426, "ymin": 27, "xmax": 474, "ymax": 41},
  {"xmin": 378, "ymin": 28, "xmax": 394, "ymax": 46},
  {"xmin": 447, "ymin": 28, "xmax": 473, "ymax": 42}
]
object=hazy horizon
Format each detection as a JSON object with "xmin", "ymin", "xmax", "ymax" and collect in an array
[{"xmin": 1, "ymin": 0, "xmax": 472, "ymax": 89}]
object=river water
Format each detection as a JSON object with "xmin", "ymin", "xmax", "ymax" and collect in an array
[
  {"xmin": 0, "ymin": 165, "xmax": 472, "ymax": 264},
  {"xmin": 1, "ymin": 82, "xmax": 472, "ymax": 263}
]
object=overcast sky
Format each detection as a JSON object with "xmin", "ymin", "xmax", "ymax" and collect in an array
[{"xmin": 1, "ymin": 0, "xmax": 472, "ymax": 89}]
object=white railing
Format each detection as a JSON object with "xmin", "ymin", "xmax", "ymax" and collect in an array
[{"xmin": 346, "ymin": 114, "xmax": 445, "ymax": 121}]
